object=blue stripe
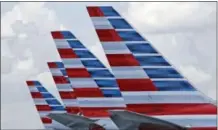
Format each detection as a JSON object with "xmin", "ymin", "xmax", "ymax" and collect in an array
[
  {"xmin": 102, "ymin": 89, "xmax": 122, "ymax": 97},
  {"xmin": 61, "ymin": 31, "xmax": 75, "ymax": 39},
  {"xmin": 55, "ymin": 62, "xmax": 64, "ymax": 68},
  {"xmin": 118, "ymin": 31, "xmax": 145, "ymax": 41},
  {"xmin": 46, "ymin": 99, "xmax": 62, "ymax": 105},
  {"xmin": 37, "ymin": 87, "xmax": 48, "ymax": 92},
  {"xmin": 153, "ymin": 81, "xmax": 196, "ymax": 91},
  {"xmin": 88, "ymin": 69, "xmax": 113, "ymax": 78},
  {"xmin": 74, "ymin": 50, "xmax": 95, "ymax": 58},
  {"xmin": 41, "ymin": 93, "xmax": 54, "ymax": 98},
  {"xmin": 127, "ymin": 43, "xmax": 157, "ymax": 54},
  {"xmin": 60, "ymin": 69, "xmax": 67, "ymax": 76},
  {"xmin": 135, "ymin": 56, "xmax": 170, "ymax": 66},
  {"xmin": 33, "ymin": 81, "xmax": 41, "ymax": 86},
  {"xmin": 144, "ymin": 68, "xmax": 183, "ymax": 78},
  {"xmin": 81, "ymin": 60, "xmax": 105, "ymax": 68},
  {"xmin": 67, "ymin": 40, "xmax": 85, "ymax": 48},
  {"xmin": 100, "ymin": 6, "xmax": 120, "ymax": 17},
  {"xmin": 95, "ymin": 79, "xmax": 118, "ymax": 88},
  {"xmin": 108, "ymin": 19, "xmax": 132, "ymax": 29},
  {"xmin": 50, "ymin": 106, "xmax": 65, "ymax": 111}
]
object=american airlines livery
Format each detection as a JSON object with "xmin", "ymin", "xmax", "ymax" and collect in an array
[{"xmin": 26, "ymin": 6, "xmax": 217, "ymax": 130}]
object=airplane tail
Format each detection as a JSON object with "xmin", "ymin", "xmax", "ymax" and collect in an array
[
  {"xmin": 50, "ymin": 31, "xmax": 126, "ymax": 116},
  {"xmin": 50, "ymin": 31, "xmax": 126, "ymax": 129},
  {"xmin": 26, "ymin": 80, "xmax": 69, "ymax": 129},
  {"xmin": 47, "ymin": 61, "xmax": 80, "ymax": 115},
  {"xmin": 86, "ymin": 6, "xmax": 217, "ymax": 129}
]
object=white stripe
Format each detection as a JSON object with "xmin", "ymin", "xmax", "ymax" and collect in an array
[
  {"xmin": 54, "ymin": 39, "xmax": 71, "ymax": 49},
  {"xmin": 86, "ymin": 68, "xmax": 106, "ymax": 70},
  {"xmin": 72, "ymin": 48, "xmax": 87, "ymax": 51},
  {"xmin": 80, "ymin": 58, "xmax": 97, "ymax": 60},
  {"xmin": 62, "ymin": 58, "xmax": 84, "ymax": 68},
  {"xmin": 62, "ymin": 99, "xmax": 78, "ymax": 106},
  {"xmin": 69, "ymin": 78, "xmax": 98, "ymax": 88},
  {"xmin": 122, "ymin": 91, "xmax": 210, "ymax": 104},
  {"xmin": 153, "ymin": 115, "xmax": 217, "ymax": 128},
  {"xmin": 50, "ymin": 110, "xmax": 66, "ymax": 114},
  {"xmin": 29, "ymin": 87, "xmax": 38, "ymax": 92},
  {"xmin": 39, "ymin": 111, "xmax": 51, "ymax": 117},
  {"xmin": 92, "ymin": 17, "xmax": 114, "ymax": 29},
  {"xmin": 49, "ymin": 68, "xmax": 63, "ymax": 76},
  {"xmin": 78, "ymin": 98, "xmax": 126, "ymax": 107},
  {"xmin": 151, "ymin": 78, "xmax": 187, "ymax": 81},
  {"xmin": 102, "ymin": 42, "xmax": 131, "ymax": 54},
  {"xmin": 33, "ymin": 99, "xmax": 47, "ymax": 105},
  {"xmin": 111, "ymin": 66, "xmax": 148, "ymax": 79},
  {"xmin": 56, "ymin": 84, "xmax": 73, "ymax": 91},
  {"xmin": 115, "ymin": 29, "xmax": 134, "ymax": 31}
]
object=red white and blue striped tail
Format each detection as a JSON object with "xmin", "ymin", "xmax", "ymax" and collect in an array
[
  {"xmin": 26, "ymin": 80, "xmax": 70, "ymax": 129},
  {"xmin": 47, "ymin": 61, "xmax": 80, "ymax": 115},
  {"xmin": 86, "ymin": 6, "xmax": 217, "ymax": 130},
  {"xmin": 50, "ymin": 31, "xmax": 126, "ymax": 129}
]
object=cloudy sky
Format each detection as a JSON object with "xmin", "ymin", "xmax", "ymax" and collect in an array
[{"xmin": 1, "ymin": 2, "xmax": 217, "ymax": 129}]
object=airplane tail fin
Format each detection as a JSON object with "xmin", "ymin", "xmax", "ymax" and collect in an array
[
  {"xmin": 86, "ymin": 6, "xmax": 217, "ymax": 129},
  {"xmin": 86, "ymin": 5, "xmax": 216, "ymax": 105},
  {"xmin": 26, "ymin": 80, "xmax": 69, "ymax": 129},
  {"xmin": 47, "ymin": 61, "xmax": 80, "ymax": 115},
  {"xmin": 50, "ymin": 31, "xmax": 126, "ymax": 115},
  {"xmin": 50, "ymin": 30, "xmax": 124, "ymax": 98},
  {"xmin": 85, "ymin": 6, "xmax": 217, "ymax": 94}
]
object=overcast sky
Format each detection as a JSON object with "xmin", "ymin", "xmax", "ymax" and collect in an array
[{"xmin": 1, "ymin": 2, "xmax": 217, "ymax": 129}]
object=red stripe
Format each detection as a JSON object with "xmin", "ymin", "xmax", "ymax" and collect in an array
[
  {"xmin": 65, "ymin": 106, "xmax": 80, "ymax": 114},
  {"xmin": 59, "ymin": 91, "xmax": 76, "ymax": 99},
  {"xmin": 66, "ymin": 68, "xmax": 91, "ymax": 78},
  {"xmin": 51, "ymin": 31, "xmax": 64, "ymax": 39},
  {"xmin": 188, "ymin": 127, "xmax": 217, "ymax": 130},
  {"xmin": 26, "ymin": 81, "xmax": 35, "ymax": 86},
  {"xmin": 117, "ymin": 79, "xmax": 157, "ymax": 91},
  {"xmin": 87, "ymin": 7, "xmax": 104, "ymax": 17},
  {"xmin": 96, "ymin": 29, "xmax": 122, "ymax": 42},
  {"xmin": 31, "ymin": 92, "xmax": 43, "ymax": 98},
  {"xmin": 53, "ymin": 76, "xmax": 69, "ymax": 84},
  {"xmin": 126, "ymin": 104, "xmax": 217, "ymax": 115},
  {"xmin": 41, "ymin": 117, "xmax": 52, "ymax": 124},
  {"xmin": 58, "ymin": 48, "xmax": 78, "ymax": 58},
  {"xmin": 74, "ymin": 88, "xmax": 104, "ymax": 97},
  {"xmin": 81, "ymin": 107, "xmax": 124, "ymax": 117},
  {"xmin": 36, "ymin": 105, "xmax": 51, "ymax": 111},
  {"xmin": 107, "ymin": 54, "xmax": 140, "ymax": 66},
  {"xmin": 47, "ymin": 62, "xmax": 58, "ymax": 68}
]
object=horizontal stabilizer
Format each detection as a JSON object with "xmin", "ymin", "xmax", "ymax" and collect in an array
[
  {"xmin": 109, "ymin": 110, "xmax": 187, "ymax": 130},
  {"xmin": 48, "ymin": 113, "xmax": 104, "ymax": 130}
]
